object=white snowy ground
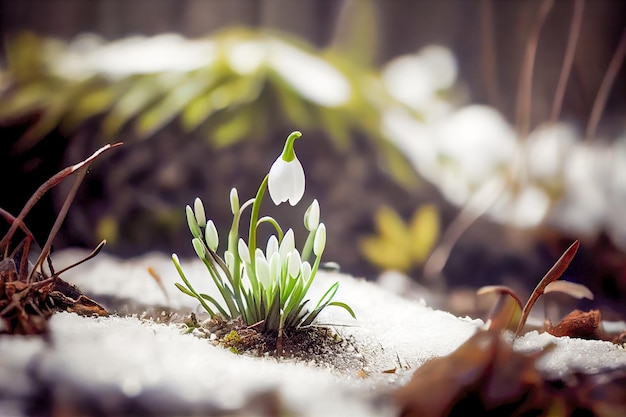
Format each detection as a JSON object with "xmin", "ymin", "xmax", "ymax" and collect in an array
[{"xmin": 1, "ymin": 250, "xmax": 625, "ymax": 416}]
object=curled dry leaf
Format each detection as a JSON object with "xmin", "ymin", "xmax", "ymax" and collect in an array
[
  {"xmin": 546, "ymin": 309, "xmax": 603, "ymax": 340},
  {"xmin": 396, "ymin": 330, "xmax": 626, "ymax": 417}
]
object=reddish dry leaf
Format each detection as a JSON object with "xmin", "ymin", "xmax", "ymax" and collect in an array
[
  {"xmin": 396, "ymin": 330, "xmax": 626, "ymax": 417},
  {"xmin": 546, "ymin": 309, "xmax": 603, "ymax": 340}
]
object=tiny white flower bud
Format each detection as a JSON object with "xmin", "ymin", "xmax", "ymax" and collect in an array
[
  {"xmin": 224, "ymin": 250, "xmax": 236, "ymax": 276},
  {"xmin": 230, "ymin": 188, "xmax": 240, "ymax": 214},
  {"xmin": 193, "ymin": 198, "xmax": 206, "ymax": 228},
  {"xmin": 269, "ymin": 252, "xmax": 281, "ymax": 283},
  {"xmin": 266, "ymin": 235, "xmax": 279, "ymax": 259},
  {"xmin": 205, "ymin": 220, "xmax": 219, "ymax": 251},
  {"xmin": 313, "ymin": 223, "xmax": 326, "ymax": 257},
  {"xmin": 238, "ymin": 238, "xmax": 250, "ymax": 265},
  {"xmin": 301, "ymin": 261, "xmax": 312, "ymax": 282},
  {"xmin": 279, "ymin": 229, "xmax": 295, "ymax": 260},
  {"xmin": 287, "ymin": 250, "xmax": 302, "ymax": 278},
  {"xmin": 256, "ymin": 254, "xmax": 271, "ymax": 287},
  {"xmin": 304, "ymin": 199, "xmax": 320, "ymax": 231}
]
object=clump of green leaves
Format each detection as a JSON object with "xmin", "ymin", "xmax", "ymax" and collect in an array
[{"xmin": 172, "ymin": 132, "xmax": 355, "ymax": 341}]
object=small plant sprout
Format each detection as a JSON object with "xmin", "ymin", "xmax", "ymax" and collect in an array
[
  {"xmin": 477, "ymin": 240, "xmax": 594, "ymax": 336},
  {"xmin": 172, "ymin": 131, "xmax": 356, "ymax": 351}
]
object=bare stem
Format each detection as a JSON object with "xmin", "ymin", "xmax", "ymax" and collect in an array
[
  {"xmin": 515, "ymin": 0, "xmax": 554, "ymax": 140},
  {"xmin": 515, "ymin": 240, "xmax": 579, "ymax": 337},
  {"xmin": 550, "ymin": 0, "xmax": 585, "ymax": 124},
  {"xmin": 585, "ymin": 26, "xmax": 626, "ymax": 141},
  {"xmin": 479, "ymin": 0, "xmax": 501, "ymax": 109}
]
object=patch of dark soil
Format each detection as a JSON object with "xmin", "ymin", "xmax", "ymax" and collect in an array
[{"xmin": 191, "ymin": 316, "xmax": 368, "ymax": 371}]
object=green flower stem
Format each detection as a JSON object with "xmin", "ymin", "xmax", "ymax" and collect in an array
[
  {"xmin": 172, "ymin": 256, "xmax": 216, "ymax": 316},
  {"xmin": 300, "ymin": 227, "xmax": 316, "ymax": 262},
  {"xmin": 228, "ymin": 198, "xmax": 255, "ymax": 293},
  {"xmin": 248, "ymin": 174, "xmax": 269, "ymax": 283},
  {"xmin": 256, "ymin": 216, "xmax": 284, "ymax": 241},
  {"xmin": 301, "ymin": 252, "xmax": 323, "ymax": 297},
  {"xmin": 200, "ymin": 249, "xmax": 239, "ymax": 318}
]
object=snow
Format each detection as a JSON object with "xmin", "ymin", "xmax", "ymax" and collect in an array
[{"xmin": 1, "ymin": 250, "xmax": 625, "ymax": 416}]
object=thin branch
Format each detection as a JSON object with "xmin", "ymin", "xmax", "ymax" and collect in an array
[
  {"xmin": 515, "ymin": 0, "xmax": 554, "ymax": 139},
  {"xmin": 585, "ymin": 26, "xmax": 626, "ymax": 141},
  {"xmin": 479, "ymin": 0, "xmax": 501, "ymax": 109},
  {"xmin": 27, "ymin": 143, "xmax": 122, "ymax": 281},
  {"xmin": 550, "ymin": 0, "xmax": 585, "ymax": 124}
]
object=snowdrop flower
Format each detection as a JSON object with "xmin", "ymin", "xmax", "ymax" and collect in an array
[{"xmin": 268, "ymin": 131, "xmax": 305, "ymax": 206}]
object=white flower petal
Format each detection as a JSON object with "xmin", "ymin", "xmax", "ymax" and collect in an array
[
  {"xmin": 287, "ymin": 250, "xmax": 302, "ymax": 278},
  {"xmin": 237, "ymin": 238, "xmax": 250, "ymax": 265},
  {"xmin": 279, "ymin": 229, "xmax": 295, "ymax": 260},
  {"xmin": 301, "ymin": 261, "xmax": 312, "ymax": 282},
  {"xmin": 256, "ymin": 254, "xmax": 271, "ymax": 287},
  {"xmin": 266, "ymin": 235, "xmax": 279, "ymax": 259},
  {"xmin": 268, "ymin": 157, "xmax": 305, "ymax": 206}
]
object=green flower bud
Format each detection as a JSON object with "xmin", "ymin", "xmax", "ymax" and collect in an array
[
  {"xmin": 186, "ymin": 205, "xmax": 201, "ymax": 239},
  {"xmin": 192, "ymin": 237, "xmax": 206, "ymax": 260},
  {"xmin": 194, "ymin": 198, "xmax": 206, "ymax": 228},
  {"xmin": 230, "ymin": 188, "xmax": 240, "ymax": 215}
]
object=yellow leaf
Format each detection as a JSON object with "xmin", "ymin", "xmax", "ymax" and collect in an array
[
  {"xmin": 375, "ymin": 205, "xmax": 412, "ymax": 248},
  {"xmin": 359, "ymin": 236, "xmax": 411, "ymax": 271},
  {"xmin": 409, "ymin": 204, "xmax": 439, "ymax": 264}
]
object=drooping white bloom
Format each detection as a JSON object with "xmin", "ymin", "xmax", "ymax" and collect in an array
[
  {"xmin": 268, "ymin": 131, "xmax": 305, "ymax": 206},
  {"xmin": 304, "ymin": 199, "xmax": 320, "ymax": 231},
  {"xmin": 268, "ymin": 157, "xmax": 305, "ymax": 206}
]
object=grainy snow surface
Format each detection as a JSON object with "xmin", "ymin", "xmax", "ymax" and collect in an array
[{"xmin": 1, "ymin": 250, "xmax": 625, "ymax": 416}]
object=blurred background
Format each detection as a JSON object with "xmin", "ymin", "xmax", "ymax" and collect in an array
[{"xmin": 1, "ymin": 0, "xmax": 625, "ymax": 319}]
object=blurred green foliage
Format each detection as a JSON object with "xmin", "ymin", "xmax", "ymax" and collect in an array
[{"xmin": 0, "ymin": 28, "xmax": 416, "ymax": 187}]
